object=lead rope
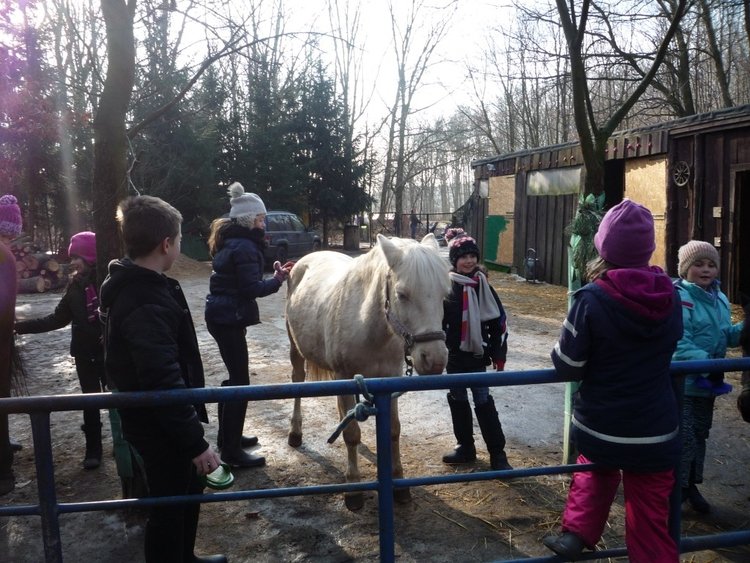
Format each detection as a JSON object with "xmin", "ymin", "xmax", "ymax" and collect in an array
[
  {"xmin": 327, "ymin": 374, "xmax": 378, "ymax": 444},
  {"xmin": 327, "ymin": 275, "xmax": 446, "ymax": 441}
]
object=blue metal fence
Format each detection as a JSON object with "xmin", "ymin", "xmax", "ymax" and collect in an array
[{"xmin": 2, "ymin": 357, "xmax": 750, "ymax": 562}]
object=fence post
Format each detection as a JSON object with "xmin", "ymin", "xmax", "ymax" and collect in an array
[
  {"xmin": 375, "ymin": 393, "xmax": 395, "ymax": 562},
  {"xmin": 30, "ymin": 411, "xmax": 63, "ymax": 563}
]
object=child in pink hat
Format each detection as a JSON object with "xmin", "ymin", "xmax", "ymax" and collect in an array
[
  {"xmin": 15, "ymin": 231, "xmax": 106, "ymax": 469},
  {"xmin": 544, "ymin": 199, "xmax": 683, "ymax": 561}
]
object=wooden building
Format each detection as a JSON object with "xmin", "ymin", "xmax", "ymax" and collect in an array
[{"xmin": 470, "ymin": 104, "xmax": 750, "ymax": 303}]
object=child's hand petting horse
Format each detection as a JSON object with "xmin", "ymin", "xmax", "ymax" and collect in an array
[{"xmin": 273, "ymin": 260, "xmax": 294, "ymax": 282}]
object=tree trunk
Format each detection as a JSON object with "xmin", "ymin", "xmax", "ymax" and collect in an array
[
  {"xmin": 698, "ymin": 0, "xmax": 733, "ymax": 108},
  {"xmin": 92, "ymin": 0, "xmax": 136, "ymax": 285}
]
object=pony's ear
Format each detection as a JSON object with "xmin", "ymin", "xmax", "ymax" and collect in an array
[
  {"xmin": 420, "ymin": 233, "xmax": 439, "ymax": 250},
  {"xmin": 377, "ymin": 233, "xmax": 403, "ymax": 269}
]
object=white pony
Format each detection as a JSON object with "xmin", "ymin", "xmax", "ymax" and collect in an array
[{"xmin": 285, "ymin": 233, "xmax": 451, "ymax": 510}]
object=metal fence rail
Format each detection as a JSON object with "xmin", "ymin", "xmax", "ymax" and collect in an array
[{"xmin": 1, "ymin": 358, "xmax": 749, "ymax": 562}]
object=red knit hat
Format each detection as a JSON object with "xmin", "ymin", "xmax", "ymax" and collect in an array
[
  {"xmin": 68, "ymin": 231, "xmax": 97, "ymax": 264},
  {"xmin": 594, "ymin": 199, "xmax": 655, "ymax": 268},
  {"xmin": 0, "ymin": 194, "xmax": 22, "ymax": 238}
]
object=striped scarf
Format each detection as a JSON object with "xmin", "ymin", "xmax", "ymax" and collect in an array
[{"xmin": 449, "ymin": 271, "xmax": 500, "ymax": 356}]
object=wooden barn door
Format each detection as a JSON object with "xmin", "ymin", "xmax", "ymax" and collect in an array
[{"xmin": 728, "ymin": 169, "xmax": 750, "ymax": 301}]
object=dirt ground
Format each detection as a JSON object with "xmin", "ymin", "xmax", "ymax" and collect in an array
[{"xmin": 4, "ymin": 251, "xmax": 750, "ymax": 562}]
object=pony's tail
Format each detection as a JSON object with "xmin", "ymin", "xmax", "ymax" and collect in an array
[
  {"xmin": 306, "ymin": 361, "xmax": 334, "ymax": 382},
  {"xmin": 285, "ymin": 260, "xmax": 309, "ymax": 297}
]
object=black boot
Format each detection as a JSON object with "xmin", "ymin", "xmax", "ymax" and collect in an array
[
  {"xmin": 684, "ymin": 483, "xmax": 710, "ymax": 514},
  {"xmin": 475, "ymin": 396, "xmax": 513, "ymax": 471},
  {"xmin": 217, "ymin": 382, "xmax": 257, "ymax": 449},
  {"xmin": 81, "ymin": 422, "xmax": 103, "ymax": 470},
  {"xmin": 543, "ymin": 532, "xmax": 586, "ymax": 559},
  {"xmin": 221, "ymin": 401, "xmax": 265, "ymax": 468},
  {"xmin": 442, "ymin": 394, "xmax": 476, "ymax": 464}
]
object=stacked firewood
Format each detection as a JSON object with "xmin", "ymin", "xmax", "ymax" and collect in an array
[{"xmin": 10, "ymin": 236, "xmax": 70, "ymax": 293}]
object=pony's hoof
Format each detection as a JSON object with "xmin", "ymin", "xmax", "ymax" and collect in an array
[
  {"xmin": 393, "ymin": 487, "xmax": 412, "ymax": 504},
  {"xmin": 344, "ymin": 492, "xmax": 364, "ymax": 511},
  {"xmin": 288, "ymin": 433, "xmax": 302, "ymax": 448}
]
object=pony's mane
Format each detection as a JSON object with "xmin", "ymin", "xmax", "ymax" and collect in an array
[{"xmin": 354, "ymin": 237, "xmax": 450, "ymax": 292}]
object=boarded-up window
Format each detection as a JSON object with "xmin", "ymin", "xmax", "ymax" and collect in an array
[{"xmin": 527, "ymin": 167, "xmax": 582, "ymax": 196}]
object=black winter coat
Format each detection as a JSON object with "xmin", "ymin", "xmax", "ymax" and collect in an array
[
  {"xmin": 204, "ymin": 224, "xmax": 282, "ymax": 327},
  {"xmin": 15, "ymin": 270, "xmax": 102, "ymax": 359},
  {"xmin": 100, "ymin": 259, "xmax": 209, "ymax": 460},
  {"xmin": 442, "ymin": 270, "xmax": 508, "ymax": 367}
]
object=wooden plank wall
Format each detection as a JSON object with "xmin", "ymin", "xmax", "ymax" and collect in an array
[{"xmin": 513, "ymin": 179, "xmax": 577, "ymax": 285}]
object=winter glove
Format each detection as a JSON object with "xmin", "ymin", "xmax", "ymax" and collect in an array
[
  {"xmin": 492, "ymin": 359, "xmax": 505, "ymax": 372},
  {"xmin": 695, "ymin": 376, "xmax": 714, "ymax": 390},
  {"xmin": 273, "ymin": 260, "xmax": 294, "ymax": 283},
  {"xmin": 738, "ymin": 389, "xmax": 750, "ymax": 423},
  {"xmin": 696, "ymin": 375, "xmax": 732, "ymax": 396}
]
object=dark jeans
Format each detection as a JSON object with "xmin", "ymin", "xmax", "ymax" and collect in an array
[
  {"xmin": 447, "ymin": 353, "xmax": 490, "ymax": 405},
  {"xmin": 129, "ymin": 434, "xmax": 205, "ymax": 563},
  {"xmin": 0, "ymin": 365, "xmax": 12, "ymax": 481},
  {"xmin": 207, "ymin": 322, "xmax": 250, "ymax": 386},
  {"xmin": 75, "ymin": 354, "xmax": 106, "ymax": 428}
]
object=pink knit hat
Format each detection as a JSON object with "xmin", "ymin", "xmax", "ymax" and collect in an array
[
  {"xmin": 0, "ymin": 194, "xmax": 22, "ymax": 238},
  {"xmin": 68, "ymin": 231, "xmax": 97, "ymax": 264},
  {"xmin": 594, "ymin": 199, "xmax": 655, "ymax": 268}
]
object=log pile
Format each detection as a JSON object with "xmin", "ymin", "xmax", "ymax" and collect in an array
[{"xmin": 9, "ymin": 237, "xmax": 70, "ymax": 293}]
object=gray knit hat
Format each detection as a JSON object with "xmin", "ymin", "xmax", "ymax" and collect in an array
[
  {"xmin": 678, "ymin": 240, "xmax": 720, "ymax": 278},
  {"xmin": 228, "ymin": 182, "xmax": 266, "ymax": 223}
]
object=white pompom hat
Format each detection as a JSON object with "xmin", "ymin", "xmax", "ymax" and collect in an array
[{"xmin": 227, "ymin": 182, "xmax": 266, "ymax": 226}]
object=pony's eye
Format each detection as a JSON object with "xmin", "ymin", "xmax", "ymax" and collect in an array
[{"xmin": 396, "ymin": 290, "xmax": 409, "ymax": 301}]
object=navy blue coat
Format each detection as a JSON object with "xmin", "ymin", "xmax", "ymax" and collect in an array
[
  {"xmin": 551, "ymin": 267, "xmax": 683, "ymax": 472},
  {"xmin": 204, "ymin": 224, "xmax": 282, "ymax": 327}
]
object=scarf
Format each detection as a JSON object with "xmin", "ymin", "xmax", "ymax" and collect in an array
[
  {"xmin": 449, "ymin": 271, "xmax": 500, "ymax": 356},
  {"xmin": 84, "ymin": 283, "xmax": 99, "ymax": 324}
]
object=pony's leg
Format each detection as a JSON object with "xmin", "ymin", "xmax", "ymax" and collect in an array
[
  {"xmin": 391, "ymin": 397, "xmax": 411, "ymax": 504},
  {"xmin": 287, "ymin": 331, "xmax": 306, "ymax": 448},
  {"xmin": 337, "ymin": 393, "xmax": 363, "ymax": 511}
]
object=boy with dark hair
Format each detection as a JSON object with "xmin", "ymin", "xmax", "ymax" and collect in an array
[{"xmin": 101, "ymin": 195, "xmax": 225, "ymax": 563}]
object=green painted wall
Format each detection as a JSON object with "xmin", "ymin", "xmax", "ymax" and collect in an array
[{"xmin": 484, "ymin": 215, "xmax": 507, "ymax": 267}]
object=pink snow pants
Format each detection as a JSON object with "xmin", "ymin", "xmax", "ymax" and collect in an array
[{"xmin": 561, "ymin": 454, "xmax": 678, "ymax": 563}]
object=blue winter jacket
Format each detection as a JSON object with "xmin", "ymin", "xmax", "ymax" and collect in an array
[
  {"xmin": 551, "ymin": 267, "xmax": 683, "ymax": 472},
  {"xmin": 673, "ymin": 279, "xmax": 744, "ymax": 397},
  {"xmin": 204, "ymin": 224, "xmax": 282, "ymax": 327}
]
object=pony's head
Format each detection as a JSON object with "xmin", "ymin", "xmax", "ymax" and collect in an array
[{"xmin": 377, "ymin": 233, "xmax": 451, "ymax": 375}]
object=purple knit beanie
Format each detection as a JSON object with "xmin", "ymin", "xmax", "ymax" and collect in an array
[
  {"xmin": 0, "ymin": 194, "xmax": 22, "ymax": 238},
  {"xmin": 593, "ymin": 199, "xmax": 655, "ymax": 268},
  {"xmin": 68, "ymin": 231, "xmax": 97, "ymax": 264}
]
